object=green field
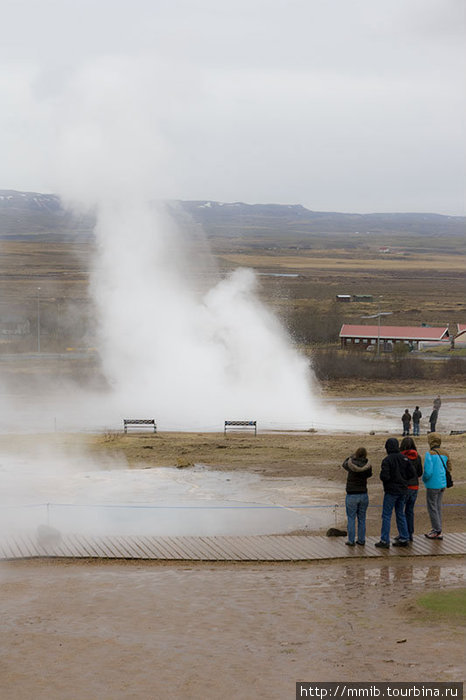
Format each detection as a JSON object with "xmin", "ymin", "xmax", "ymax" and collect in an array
[{"xmin": 416, "ymin": 589, "xmax": 466, "ymax": 620}]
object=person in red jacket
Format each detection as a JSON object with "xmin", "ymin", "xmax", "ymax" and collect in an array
[
  {"xmin": 375, "ymin": 437, "xmax": 416, "ymax": 548},
  {"xmin": 399, "ymin": 437, "xmax": 423, "ymax": 541}
]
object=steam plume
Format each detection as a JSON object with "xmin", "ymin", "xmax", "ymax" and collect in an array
[{"xmin": 53, "ymin": 58, "xmax": 340, "ymax": 430}]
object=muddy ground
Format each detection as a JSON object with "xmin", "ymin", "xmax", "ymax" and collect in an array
[{"xmin": 0, "ymin": 557, "xmax": 464, "ymax": 699}]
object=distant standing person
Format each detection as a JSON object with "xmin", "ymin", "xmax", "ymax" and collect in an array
[
  {"xmin": 401, "ymin": 409, "xmax": 411, "ymax": 436},
  {"xmin": 429, "ymin": 408, "xmax": 438, "ymax": 433},
  {"xmin": 433, "ymin": 395, "xmax": 442, "ymax": 412},
  {"xmin": 399, "ymin": 437, "xmax": 423, "ymax": 541},
  {"xmin": 342, "ymin": 447, "xmax": 373, "ymax": 546},
  {"xmin": 375, "ymin": 438, "xmax": 415, "ymax": 549},
  {"xmin": 412, "ymin": 406, "xmax": 422, "ymax": 437},
  {"xmin": 423, "ymin": 433, "xmax": 452, "ymax": 540}
]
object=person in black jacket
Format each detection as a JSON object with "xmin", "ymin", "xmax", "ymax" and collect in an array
[
  {"xmin": 399, "ymin": 437, "xmax": 423, "ymax": 540},
  {"xmin": 342, "ymin": 447, "xmax": 372, "ymax": 546},
  {"xmin": 375, "ymin": 437, "xmax": 416, "ymax": 549},
  {"xmin": 429, "ymin": 408, "xmax": 438, "ymax": 433},
  {"xmin": 412, "ymin": 406, "xmax": 422, "ymax": 437},
  {"xmin": 401, "ymin": 409, "xmax": 411, "ymax": 436}
]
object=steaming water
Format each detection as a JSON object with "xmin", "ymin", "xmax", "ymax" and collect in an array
[{"xmin": 0, "ymin": 454, "xmax": 339, "ymax": 537}]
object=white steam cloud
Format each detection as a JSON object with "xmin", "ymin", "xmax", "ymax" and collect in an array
[{"xmin": 48, "ymin": 57, "xmax": 331, "ymax": 430}]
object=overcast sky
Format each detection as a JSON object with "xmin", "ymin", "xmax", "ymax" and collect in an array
[{"xmin": 0, "ymin": 0, "xmax": 464, "ymax": 214}]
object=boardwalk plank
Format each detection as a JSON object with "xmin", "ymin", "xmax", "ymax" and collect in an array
[
  {"xmin": 102, "ymin": 536, "xmax": 131, "ymax": 558},
  {"xmin": 221, "ymin": 536, "xmax": 270, "ymax": 560},
  {"xmin": 159, "ymin": 537, "xmax": 190, "ymax": 559},
  {"xmin": 198, "ymin": 537, "xmax": 241, "ymax": 561},
  {"xmin": 126, "ymin": 536, "xmax": 161, "ymax": 559},
  {"xmin": 139, "ymin": 537, "xmax": 175, "ymax": 559},
  {"xmin": 60, "ymin": 535, "xmax": 88, "ymax": 558},
  {"xmin": 199, "ymin": 537, "xmax": 243, "ymax": 560},
  {"xmin": 165, "ymin": 536, "xmax": 204, "ymax": 560},
  {"xmin": 15, "ymin": 534, "xmax": 38, "ymax": 558},
  {"xmin": 182, "ymin": 537, "xmax": 223, "ymax": 560},
  {"xmin": 113, "ymin": 536, "xmax": 147, "ymax": 559},
  {"xmin": 88, "ymin": 536, "xmax": 117, "ymax": 558},
  {"xmin": 73, "ymin": 534, "xmax": 107, "ymax": 558},
  {"xmin": 143, "ymin": 536, "xmax": 183, "ymax": 559},
  {"xmin": 174, "ymin": 537, "xmax": 214, "ymax": 560},
  {"xmin": 271, "ymin": 536, "xmax": 314, "ymax": 560},
  {"xmin": 217, "ymin": 536, "xmax": 263, "ymax": 560},
  {"xmin": 0, "ymin": 532, "xmax": 464, "ymax": 562},
  {"xmin": 240, "ymin": 536, "xmax": 284, "ymax": 560},
  {"xmin": 256, "ymin": 536, "xmax": 296, "ymax": 560},
  {"xmin": 292, "ymin": 536, "xmax": 335, "ymax": 559},
  {"xmin": 294, "ymin": 536, "xmax": 337, "ymax": 559}
]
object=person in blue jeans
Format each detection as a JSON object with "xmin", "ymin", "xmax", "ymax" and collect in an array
[
  {"xmin": 375, "ymin": 438, "xmax": 416, "ymax": 549},
  {"xmin": 399, "ymin": 437, "xmax": 423, "ymax": 540},
  {"xmin": 342, "ymin": 447, "xmax": 372, "ymax": 546}
]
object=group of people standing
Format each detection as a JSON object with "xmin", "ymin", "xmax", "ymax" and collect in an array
[
  {"xmin": 342, "ymin": 431, "xmax": 452, "ymax": 548},
  {"xmin": 401, "ymin": 395, "xmax": 442, "ymax": 436}
]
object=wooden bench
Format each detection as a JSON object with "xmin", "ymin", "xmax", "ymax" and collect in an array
[
  {"xmin": 123, "ymin": 419, "xmax": 157, "ymax": 434},
  {"xmin": 224, "ymin": 420, "xmax": 257, "ymax": 436}
]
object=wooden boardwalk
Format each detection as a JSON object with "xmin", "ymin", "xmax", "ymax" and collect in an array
[{"xmin": 0, "ymin": 532, "xmax": 465, "ymax": 562}]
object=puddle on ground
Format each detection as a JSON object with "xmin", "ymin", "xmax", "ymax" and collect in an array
[{"xmin": 325, "ymin": 561, "xmax": 465, "ymax": 590}]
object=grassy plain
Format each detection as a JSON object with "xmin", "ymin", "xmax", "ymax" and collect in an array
[
  {"xmin": 1, "ymin": 226, "xmax": 465, "ymax": 352},
  {"xmin": 220, "ymin": 249, "xmax": 466, "ymax": 331},
  {"xmin": 0, "ymin": 224, "xmax": 464, "ymax": 357}
]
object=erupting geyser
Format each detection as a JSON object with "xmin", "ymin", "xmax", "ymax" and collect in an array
[
  {"xmin": 90, "ymin": 198, "xmax": 321, "ymax": 429},
  {"xmin": 50, "ymin": 57, "xmax": 367, "ymax": 432}
]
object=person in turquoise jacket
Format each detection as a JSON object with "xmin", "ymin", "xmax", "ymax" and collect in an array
[{"xmin": 422, "ymin": 433, "xmax": 452, "ymax": 540}]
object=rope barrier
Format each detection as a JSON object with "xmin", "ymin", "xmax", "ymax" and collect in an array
[{"xmin": 1, "ymin": 502, "xmax": 464, "ymax": 511}]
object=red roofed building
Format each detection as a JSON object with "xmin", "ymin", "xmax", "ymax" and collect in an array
[
  {"xmin": 339, "ymin": 324, "xmax": 449, "ymax": 351},
  {"xmin": 456, "ymin": 324, "xmax": 466, "ymax": 340}
]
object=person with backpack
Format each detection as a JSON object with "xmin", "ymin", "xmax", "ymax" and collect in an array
[
  {"xmin": 412, "ymin": 406, "xmax": 422, "ymax": 436},
  {"xmin": 423, "ymin": 433, "xmax": 452, "ymax": 540},
  {"xmin": 399, "ymin": 437, "xmax": 423, "ymax": 540},
  {"xmin": 342, "ymin": 447, "xmax": 373, "ymax": 546},
  {"xmin": 375, "ymin": 437, "xmax": 416, "ymax": 549}
]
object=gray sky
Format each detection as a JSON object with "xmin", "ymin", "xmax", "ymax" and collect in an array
[{"xmin": 0, "ymin": 0, "xmax": 464, "ymax": 214}]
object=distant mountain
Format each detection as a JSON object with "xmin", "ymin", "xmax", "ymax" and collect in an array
[
  {"xmin": 176, "ymin": 200, "xmax": 465, "ymax": 237},
  {"xmin": 0, "ymin": 189, "xmax": 464, "ymax": 239},
  {"xmin": 0, "ymin": 190, "xmax": 61, "ymax": 212},
  {"xmin": 0, "ymin": 190, "xmax": 93, "ymax": 240}
]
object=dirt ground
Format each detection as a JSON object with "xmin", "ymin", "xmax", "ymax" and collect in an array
[
  {"xmin": 0, "ymin": 557, "xmax": 464, "ymax": 700},
  {"xmin": 320, "ymin": 379, "xmax": 463, "ymax": 397}
]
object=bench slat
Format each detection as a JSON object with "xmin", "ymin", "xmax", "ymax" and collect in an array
[
  {"xmin": 123, "ymin": 419, "xmax": 157, "ymax": 433},
  {"xmin": 224, "ymin": 420, "xmax": 257, "ymax": 435}
]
